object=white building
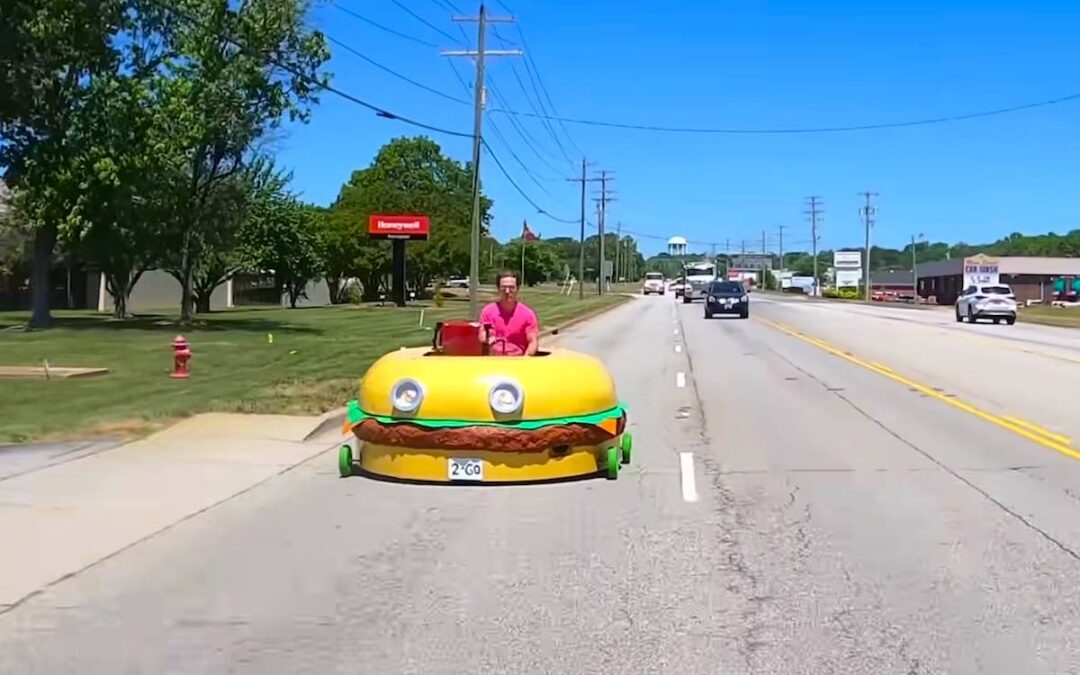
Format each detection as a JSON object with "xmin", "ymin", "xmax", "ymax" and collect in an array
[{"xmin": 667, "ymin": 236, "xmax": 688, "ymax": 257}]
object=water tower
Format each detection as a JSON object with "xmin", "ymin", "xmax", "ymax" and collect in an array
[{"xmin": 667, "ymin": 236, "xmax": 688, "ymax": 257}]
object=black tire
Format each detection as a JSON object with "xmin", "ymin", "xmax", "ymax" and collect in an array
[
  {"xmin": 1006, "ymin": 316, "xmax": 1016, "ymax": 325},
  {"xmin": 955, "ymin": 305, "xmax": 963, "ymax": 322},
  {"xmin": 967, "ymin": 306, "xmax": 975, "ymax": 323},
  {"xmin": 683, "ymin": 295, "xmax": 691, "ymax": 304},
  {"xmin": 739, "ymin": 310, "xmax": 749, "ymax": 319},
  {"xmin": 993, "ymin": 317, "xmax": 1001, "ymax": 325},
  {"xmin": 704, "ymin": 310, "xmax": 713, "ymax": 319}
]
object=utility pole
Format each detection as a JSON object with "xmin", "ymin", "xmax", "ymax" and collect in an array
[
  {"xmin": 911, "ymin": 233, "xmax": 924, "ymax": 302},
  {"xmin": 566, "ymin": 158, "xmax": 596, "ymax": 300},
  {"xmin": 593, "ymin": 170, "xmax": 615, "ymax": 294},
  {"xmin": 777, "ymin": 224, "xmax": 786, "ymax": 272},
  {"xmin": 859, "ymin": 191, "xmax": 878, "ymax": 301},
  {"xmin": 805, "ymin": 196, "xmax": 823, "ymax": 296},
  {"xmin": 615, "ymin": 222, "xmax": 622, "ymax": 284},
  {"xmin": 741, "ymin": 239, "xmax": 746, "ymax": 255},
  {"xmin": 442, "ymin": 4, "xmax": 520, "ymax": 318},
  {"xmin": 761, "ymin": 230, "xmax": 768, "ymax": 289}
]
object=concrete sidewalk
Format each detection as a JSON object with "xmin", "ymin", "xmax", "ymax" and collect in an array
[{"xmin": 0, "ymin": 412, "xmax": 342, "ymax": 610}]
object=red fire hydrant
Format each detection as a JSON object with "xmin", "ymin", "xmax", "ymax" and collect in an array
[{"xmin": 171, "ymin": 335, "xmax": 192, "ymax": 379}]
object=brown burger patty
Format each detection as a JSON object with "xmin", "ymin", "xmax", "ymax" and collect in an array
[{"xmin": 353, "ymin": 416, "xmax": 626, "ymax": 452}]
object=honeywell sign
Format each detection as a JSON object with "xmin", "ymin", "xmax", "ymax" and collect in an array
[{"xmin": 368, "ymin": 214, "xmax": 430, "ymax": 240}]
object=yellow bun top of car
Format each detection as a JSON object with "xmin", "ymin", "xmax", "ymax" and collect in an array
[{"xmin": 358, "ymin": 346, "xmax": 618, "ymax": 422}]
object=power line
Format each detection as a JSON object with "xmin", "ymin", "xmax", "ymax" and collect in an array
[
  {"xmin": 485, "ymin": 76, "xmax": 567, "ymax": 173},
  {"xmin": 481, "ymin": 138, "xmax": 577, "ymax": 224},
  {"xmin": 386, "ymin": 0, "xmax": 463, "ymax": 45},
  {"xmin": 493, "ymin": 36, "xmax": 573, "ymax": 167},
  {"xmin": 329, "ymin": 2, "xmax": 438, "ymax": 48},
  {"xmin": 485, "ymin": 117, "xmax": 557, "ymax": 193},
  {"xmin": 489, "ymin": 91, "xmax": 1080, "ymax": 135},
  {"xmin": 326, "ymin": 35, "xmax": 471, "ymax": 105},
  {"xmin": 146, "ymin": 0, "xmax": 473, "ymax": 138},
  {"xmin": 510, "ymin": 24, "xmax": 584, "ymax": 157}
]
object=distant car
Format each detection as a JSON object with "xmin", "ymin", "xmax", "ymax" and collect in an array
[
  {"xmin": 670, "ymin": 282, "xmax": 686, "ymax": 298},
  {"xmin": 642, "ymin": 272, "xmax": 665, "ymax": 295},
  {"xmin": 704, "ymin": 280, "xmax": 750, "ymax": 319},
  {"xmin": 955, "ymin": 283, "xmax": 1017, "ymax": 324},
  {"xmin": 446, "ymin": 277, "xmax": 470, "ymax": 288}
]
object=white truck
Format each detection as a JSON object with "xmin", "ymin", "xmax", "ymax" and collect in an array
[
  {"xmin": 681, "ymin": 261, "xmax": 718, "ymax": 303},
  {"xmin": 642, "ymin": 272, "xmax": 666, "ymax": 295}
]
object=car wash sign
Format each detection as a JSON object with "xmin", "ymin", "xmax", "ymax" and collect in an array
[{"xmin": 964, "ymin": 254, "xmax": 999, "ymax": 286}]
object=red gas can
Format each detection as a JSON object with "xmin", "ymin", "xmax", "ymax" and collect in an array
[{"xmin": 434, "ymin": 320, "xmax": 486, "ymax": 356}]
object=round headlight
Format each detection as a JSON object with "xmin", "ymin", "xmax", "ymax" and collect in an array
[
  {"xmin": 390, "ymin": 378, "xmax": 424, "ymax": 413},
  {"xmin": 488, "ymin": 379, "xmax": 524, "ymax": 414}
]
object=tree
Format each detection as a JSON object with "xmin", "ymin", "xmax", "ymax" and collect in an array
[
  {"xmin": 0, "ymin": 0, "xmax": 132, "ymax": 327},
  {"xmin": 64, "ymin": 72, "xmax": 171, "ymax": 318},
  {"xmin": 237, "ymin": 191, "xmax": 325, "ymax": 309},
  {"xmin": 326, "ymin": 136, "xmax": 491, "ymax": 301},
  {"xmin": 502, "ymin": 239, "xmax": 562, "ymax": 286},
  {"xmin": 154, "ymin": 0, "xmax": 329, "ymax": 323}
]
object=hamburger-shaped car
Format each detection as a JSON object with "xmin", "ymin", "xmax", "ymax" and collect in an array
[{"xmin": 339, "ymin": 321, "xmax": 632, "ymax": 483}]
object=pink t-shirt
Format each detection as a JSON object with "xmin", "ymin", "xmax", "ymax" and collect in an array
[{"xmin": 479, "ymin": 301, "xmax": 539, "ymax": 356}]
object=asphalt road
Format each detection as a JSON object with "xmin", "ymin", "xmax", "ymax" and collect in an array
[{"xmin": 4, "ymin": 293, "xmax": 1080, "ymax": 674}]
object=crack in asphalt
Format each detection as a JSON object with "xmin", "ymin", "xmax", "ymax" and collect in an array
[
  {"xmin": 766, "ymin": 339, "xmax": 1080, "ymax": 566},
  {"xmin": 676, "ymin": 309, "xmax": 775, "ymax": 672}
]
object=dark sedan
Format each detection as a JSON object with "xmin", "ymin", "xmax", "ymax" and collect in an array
[{"xmin": 703, "ymin": 281, "xmax": 749, "ymax": 319}]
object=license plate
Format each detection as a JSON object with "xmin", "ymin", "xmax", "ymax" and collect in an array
[{"xmin": 448, "ymin": 458, "xmax": 484, "ymax": 481}]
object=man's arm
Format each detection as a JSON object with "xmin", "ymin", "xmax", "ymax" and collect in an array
[
  {"xmin": 477, "ymin": 307, "xmax": 494, "ymax": 346},
  {"xmin": 525, "ymin": 309, "xmax": 540, "ymax": 355}
]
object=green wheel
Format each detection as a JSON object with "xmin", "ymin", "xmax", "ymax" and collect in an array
[
  {"xmin": 338, "ymin": 443, "xmax": 354, "ymax": 478},
  {"xmin": 620, "ymin": 433, "xmax": 633, "ymax": 465},
  {"xmin": 605, "ymin": 446, "xmax": 620, "ymax": 480}
]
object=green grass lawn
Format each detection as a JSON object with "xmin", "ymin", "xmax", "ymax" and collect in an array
[
  {"xmin": 1017, "ymin": 304, "xmax": 1080, "ymax": 328},
  {"xmin": 0, "ymin": 287, "xmax": 630, "ymax": 443}
]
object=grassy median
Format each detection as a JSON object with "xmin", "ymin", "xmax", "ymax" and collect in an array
[
  {"xmin": 1017, "ymin": 304, "xmax": 1080, "ymax": 328},
  {"xmin": 0, "ymin": 287, "xmax": 630, "ymax": 443}
]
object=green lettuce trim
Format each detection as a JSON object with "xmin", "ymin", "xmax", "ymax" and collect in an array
[{"xmin": 346, "ymin": 399, "xmax": 626, "ymax": 430}]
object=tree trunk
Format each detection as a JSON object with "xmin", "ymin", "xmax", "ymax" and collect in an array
[
  {"xmin": 326, "ymin": 276, "xmax": 342, "ymax": 304},
  {"xmin": 179, "ymin": 266, "xmax": 194, "ymax": 324},
  {"xmin": 105, "ymin": 266, "xmax": 144, "ymax": 320},
  {"xmin": 195, "ymin": 293, "xmax": 211, "ymax": 314},
  {"xmin": 29, "ymin": 225, "xmax": 57, "ymax": 329}
]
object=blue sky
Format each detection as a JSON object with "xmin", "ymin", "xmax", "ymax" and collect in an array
[{"xmin": 275, "ymin": 0, "xmax": 1080, "ymax": 256}]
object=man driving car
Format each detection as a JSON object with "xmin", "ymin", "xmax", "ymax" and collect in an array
[{"xmin": 478, "ymin": 270, "xmax": 540, "ymax": 356}]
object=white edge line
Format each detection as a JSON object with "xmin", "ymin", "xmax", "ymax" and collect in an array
[
  {"xmin": 679, "ymin": 452, "xmax": 699, "ymax": 502},
  {"xmin": 676, "ymin": 372, "xmax": 686, "ymax": 387}
]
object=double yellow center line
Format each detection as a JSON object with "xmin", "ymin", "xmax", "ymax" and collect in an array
[{"xmin": 758, "ymin": 317, "xmax": 1080, "ymax": 461}]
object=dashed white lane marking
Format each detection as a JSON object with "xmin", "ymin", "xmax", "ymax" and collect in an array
[
  {"xmin": 674, "ymin": 328, "xmax": 679, "ymax": 335},
  {"xmin": 676, "ymin": 372, "xmax": 686, "ymax": 388},
  {"xmin": 679, "ymin": 452, "xmax": 699, "ymax": 503},
  {"xmin": 675, "ymin": 344, "xmax": 682, "ymax": 353}
]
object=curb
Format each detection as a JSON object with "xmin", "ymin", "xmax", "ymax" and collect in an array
[
  {"xmin": 302, "ymin": 407, "xmax": 349, "ymax": 442},
  {"xmin": 300, "ymin": 295, "xmax": 635, "ymax": 440}
]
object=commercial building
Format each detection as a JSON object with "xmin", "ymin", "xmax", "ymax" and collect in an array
[
  {"xmin": 871, "ymin": 270, "xmax": 915, "ymax": 295},
  {"xmin": 916, "ymin": 255, "xmax": 1080, "ymax": 305}
]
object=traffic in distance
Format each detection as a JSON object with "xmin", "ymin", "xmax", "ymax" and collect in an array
[{"xmin": 644, "ymin": 259, "xmax": 1022, "ymax": 328}]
